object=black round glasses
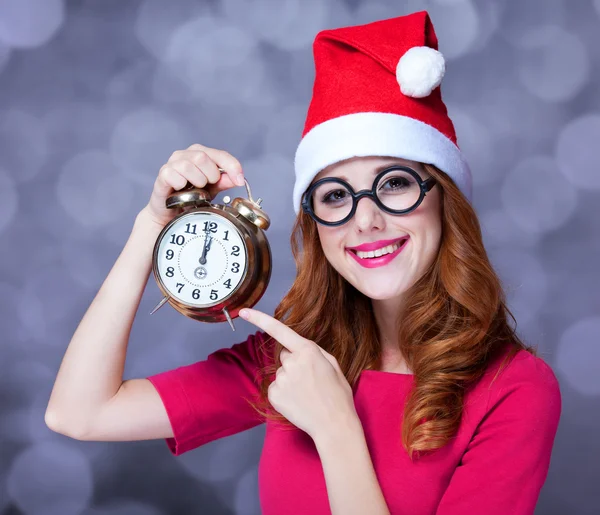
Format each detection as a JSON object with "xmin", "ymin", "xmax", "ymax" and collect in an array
[{"xmin": 301, "ymin": 165, "xmax": 438, "ymax": 226}]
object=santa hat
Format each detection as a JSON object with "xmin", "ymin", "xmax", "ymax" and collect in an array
[{"xmin": 293, "ymin": 10, "xmax": 472, "ymax": 214}]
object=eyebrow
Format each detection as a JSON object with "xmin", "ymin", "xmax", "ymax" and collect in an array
[{"xmin": 328, "ymin": 162, "xmax": 419, "ymax": 182}]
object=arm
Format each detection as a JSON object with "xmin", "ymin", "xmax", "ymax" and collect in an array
[
  {"xmin": 45, "ymin": 143, "xmax": 245, "ymax": 440},
  {"xmin": 314, "ymin": 416, "xmax": 390, "ymax": 515},
  {"xmin": 45, "ymin": 208, "xmax": 166, "ymax": 436}
]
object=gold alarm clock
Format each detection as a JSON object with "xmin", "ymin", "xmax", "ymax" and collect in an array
[{"xmin": 150, "ymin": 170, "xmax": 271, "ymax": 331}]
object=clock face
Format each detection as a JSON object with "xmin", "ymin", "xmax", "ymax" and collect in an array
[{"xmin": 156, "ymin": 211, "xmax": 248, "ymax": 307}]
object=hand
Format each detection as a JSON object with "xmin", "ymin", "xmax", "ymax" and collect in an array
[
  {"xmin": 239, "ymin": 308, "xmax": 359, "ymax": 443},
  {"xmin": 141, "ymin": 143, "xmax": 245, "ymax": 228}
]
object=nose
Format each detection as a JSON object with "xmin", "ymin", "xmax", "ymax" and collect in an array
[{"xmin": 352, "ymin": 194, "xmax": 385, "ymax": 232}]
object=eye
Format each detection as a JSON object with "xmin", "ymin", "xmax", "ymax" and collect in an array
[
  {"xmin": 380, "ymin": 176, "xmax": 410, "ymax": 191},
  {"xmin": 321, "ymin": 188, "xmax": 349, "ymax": 203}
]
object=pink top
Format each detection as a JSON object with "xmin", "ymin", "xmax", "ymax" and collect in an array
[{"xmin": 147, "ymin": 331, "xmax": 561, "ymax": 515}]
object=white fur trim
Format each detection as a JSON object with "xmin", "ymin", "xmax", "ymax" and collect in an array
[
  {"xmin": 293, "ymin": 112, "xmax": 472, "ymax": 214},
  {"xmin": 396, "ymin": 46, "xmax": 445, "ymax": 98}
]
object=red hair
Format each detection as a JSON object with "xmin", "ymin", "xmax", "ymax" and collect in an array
[{"xmin": 247, "ymin": 163, "xmax": 538, "ymax": 460}]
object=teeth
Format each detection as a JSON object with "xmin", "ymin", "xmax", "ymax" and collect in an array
[{"xmin": 355, "ymin": 239, "xmax": 405, "ymax": 259}]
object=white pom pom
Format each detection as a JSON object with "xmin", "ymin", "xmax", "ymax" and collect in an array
[{"xmin": 396, "ymin": 46, "xmax": 445, "ymax": 98}]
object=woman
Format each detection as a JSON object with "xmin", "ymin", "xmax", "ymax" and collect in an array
[{"xmin": 45, "ymin": 10, "xmax": 561, "ymax": 515}]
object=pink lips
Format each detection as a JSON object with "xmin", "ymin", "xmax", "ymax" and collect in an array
[
  {"xmin": 346, "ymin": 236, "xmax": 409, "ymax": 269},
  {"xmin": 346, "ymin": 237, "xmax": 408, "ymax": 252}
]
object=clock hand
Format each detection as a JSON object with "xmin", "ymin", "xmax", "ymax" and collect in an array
[{"xmin": 199, "ymin": 234, "xmax": 213, "ymax": 265}]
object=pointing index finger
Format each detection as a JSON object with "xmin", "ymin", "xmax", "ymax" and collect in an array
[{"xmin": 239, "ymin": 308, "xmax": 305, "ymax": 353}]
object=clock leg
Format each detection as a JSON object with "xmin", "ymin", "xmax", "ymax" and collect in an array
[
  {"xmin": 149, "ymin": 296, "xmax": 169, "ymax": 315},
  {"xmin": 223, "ymin": 307, "xmax": 236, "ymax": 331}
]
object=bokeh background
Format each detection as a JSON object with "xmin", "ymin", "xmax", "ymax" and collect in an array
[{"xmin": 0, "ymin": 0, "xmax": 599, "ymax": 514}]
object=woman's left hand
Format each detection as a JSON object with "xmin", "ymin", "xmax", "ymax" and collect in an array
[{"xmin": 239, "ymin": 308, "xmax": 359, "ymax": 443}]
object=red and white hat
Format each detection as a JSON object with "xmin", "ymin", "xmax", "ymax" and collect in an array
[{"xmin": 293, "ymin": 10, "xmax": 472, "ymax": 214}]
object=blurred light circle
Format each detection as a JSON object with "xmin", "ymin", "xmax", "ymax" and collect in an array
[
  {"xmin": 427, "ymin": 0, "xmax": 480, "ymax": 60},
  {"xmin": 22, "ymin": 263, "xmax": 86, "ymax": 339},
  {"xmin": 164, "ymin": 17, "xmax": 271, "ymax": 107},
  {"xmin": 43, "ymin": 103, "xmax": 113, "ymax": 156},
  {"xmin": 234, "ymin": 467, "xmax": 261, "ymax": 515},
  {"xmin": 555, "ymin": 114, "xmax": 600, "ymax": 190},
  {"xmin": 208, "ymin": 429, "xmax": 261, "ymax": 482},
  {"xmin": 236, "ymin": 153, "xmax": 295, "ymax": 231},
  {"xmin": 264, "ymin": 104, "xmax": 313, "ymax": 159},
  {"xmin": 0, "ymin": 0, "xmax": 65, "ymax": 48},
  {"xmin": 542, "ymin": 263, "xmax": 600, "ymax": 322},
  {"xmin": 57, "ymin": 150, "xmax": 135, "ymax": 229},
  {"xmin": 515, "ymin": 25, "xmax": 590, "ymax": 103},
  {"xmin": 0, "ymin": 167, "xmax": 18, "ymax": 235},
  {"xmin": 446, "ymin": 105, "xmax": 495, "ymax": 186},
  {"xmin": 151, "ymin": 63, "xmax": 194, "ymax": 104},
  {"xmin": 106, "ymin": 61, "xmax": 155, "ymax": 108},
  {"xmin": 477, "ymin": 87, "xmax": 560, "ymax": 143},
  {"xmin": 4, "ymin": 361, "xmax": 53, "ymax": 399},
  {"xmin": 110, "ymin": 107, "xmax": 190, "ymax": 186},
  {"xmin": 556, "ymin": 317, "xmax": 600, "ymax": 395},
  {"xmin": 0, "ymin": 409, "xmax": 31, "ymax": 444},
  {"xmin": 500, "ymin": 0, "xmax": 566, "ymax": 45},
  {"xmin": 480, "ymin": 208, "xmax": 542, "ymax": 249},
  {"xmin": 59, "ymin": 238, "xmax": 112, "ymax": 291},
  {"xmin": 134, "ymin": 0, "xmax": 210, "ymax": 61},
  {"xmin": 501, "ymin": 155, "xmax": 578, "ymax": 235},
  {"xmin": 354, "ymin": 2, "xmax": 414, "ymax": 25},
  {"xmin": 7, "ymin": 442, "xmax": 93, "ymax": 515},
  {"xmin": 464, "ymin": 0, "xmax": 501, "ymax": 53},
  {"xmin": 0, "ymin": 109, "xmax": 48, "ymax": 182},
  {"xmin": 489, "ymin": 248, "xmax": 548, "ymax": 326},
  {"xmin": 221, "ymin": 0, "xmax": 328, "ymax": 51},
  {"xmin": 175, "ymin": 426, "xmax": 262, "ymax": 484}
]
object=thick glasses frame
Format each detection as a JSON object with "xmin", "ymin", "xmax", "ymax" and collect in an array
[{"xmin": 301, "ymin": 165, "xmax": 438, "ymax": 226}]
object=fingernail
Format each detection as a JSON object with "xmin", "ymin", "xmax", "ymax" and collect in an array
[
  {"xmin": 236, "ymin": 175, "xmax": 245, "ymax": 186},
  {"xmin": 239, "ymin": 309, "xmax": 249, "ymax": 319}
]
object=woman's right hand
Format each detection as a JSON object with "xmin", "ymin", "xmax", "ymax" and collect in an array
[{"xmin": 140, "ymin": 143, "xmax": 245, "ymax": 227}]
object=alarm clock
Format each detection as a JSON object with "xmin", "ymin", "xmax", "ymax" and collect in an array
[{"xmin": 150, "ymin": 170, "xmax": 271, "ymax": 331}]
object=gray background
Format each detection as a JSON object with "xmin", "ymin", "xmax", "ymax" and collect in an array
[{"xmin": 0, "ymin": 0, "xmax": 598, "ymax": 514}]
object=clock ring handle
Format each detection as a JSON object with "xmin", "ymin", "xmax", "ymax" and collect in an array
[
  {"xmin": 215, "ymin": 167, "xmax": 261, "ymax": 207},
  {"xmin": 176, "ymin": 168, "xmax": 260, "ymax": 209}
]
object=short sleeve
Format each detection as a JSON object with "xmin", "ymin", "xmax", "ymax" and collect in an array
[
  {"xmin": 435, "ymin": 353, "xmax": 562, "ymax": 515},
  {"xmin": 147, "ymin": 330, "xmax": 273, "ymax": 455}
]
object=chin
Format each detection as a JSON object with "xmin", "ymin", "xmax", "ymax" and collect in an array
[{"xmin": 347, "ymin": 278, "xmax": 407, "ymax": 300}]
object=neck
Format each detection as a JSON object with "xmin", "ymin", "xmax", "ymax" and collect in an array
[{"xmin": 371, "ymin": 296, "xmax": 404, "ymax": 354}]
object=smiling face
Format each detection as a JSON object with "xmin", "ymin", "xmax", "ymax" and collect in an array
[{"xmin": 312, "ymin": 156, "xmax": 442, "ymax": 302}]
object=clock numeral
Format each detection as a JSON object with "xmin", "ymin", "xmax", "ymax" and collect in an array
[
  {"xmin": 166, "ymin": 267, "xmax": 174, "ymax": 277},
  {"xmin": 210, "ymin": 289, "xmax": 218, "ymax": 301},
  {"xmin": 169, "ymin": 234, "xmax": 185, "ymax": 245},
  {"xmin": 165, "ymin": 249, "xmax": 174, "ymax": 260},
  {"xmin": 231, "ymin": 245, "xmax": 240, "ymax": 256},
  {"xmin": 185, "ymin": 223, "xmax": 197, "ymax": 235},
  {"xmin": 192, "ymin": 289, "xmax": 200, "ymax": 300},
  {"xmin": 176, "ymin": 283, "xmax": 184, "ymax": 293},
  {"xmin": 223, "ymin": 230, "xmax": 229, "ymax": 241},
  {"xmin": 203, "ymin": 221, "xmax": 218, "ymax": 233},
  {"xmin": 231, "ymin": 262, "xmax": 240, "ymax": 273},
  {"xmin": 224, "ymin": 279, "xmax": 232, "ymax": 289}
]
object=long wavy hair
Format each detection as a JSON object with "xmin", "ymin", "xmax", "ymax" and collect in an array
[{"xmin": 247, "ymin": 163, "xmax": 538, "ymax": 461}]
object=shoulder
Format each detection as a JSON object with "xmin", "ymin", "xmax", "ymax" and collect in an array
[{"xmin": 483, "ymin": 344, "xmax": 562, "ymax": 421}]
